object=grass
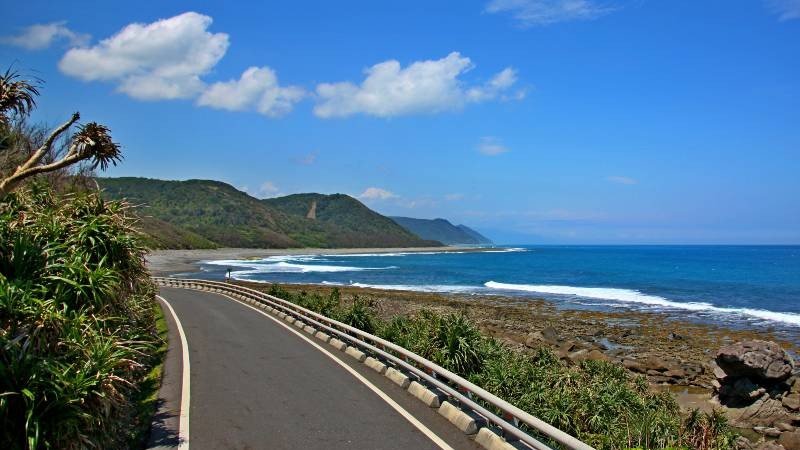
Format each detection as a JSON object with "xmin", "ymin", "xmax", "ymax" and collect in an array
[{"xmin": 262, "ymin": 283, "xmax": 737, "ymax": 450}]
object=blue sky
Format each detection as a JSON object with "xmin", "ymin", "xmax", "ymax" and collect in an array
[{"xmin": 1, "ymin": 0, "xmax": 798, "ymax": 244}]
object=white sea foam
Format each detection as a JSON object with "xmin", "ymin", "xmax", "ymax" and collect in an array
[
  {"xmin": 205, "ymin": 258, "xmax": 396, "ymax": 274},
  {"xmin": 484, "ymin": 281, "xmax": 800, "ymax": 326},
  {"xmin": 350, "ymin": 282, "xmax": 483, "ymax": 294}
]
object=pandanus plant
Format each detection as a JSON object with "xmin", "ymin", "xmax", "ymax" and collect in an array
[{"xmin": 0, "ymin": 68, "xmax": 122, "ymax": 196}]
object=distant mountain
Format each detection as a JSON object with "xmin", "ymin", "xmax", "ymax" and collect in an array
[
  {"xmin": 97, "ymin": 177, "xmax": 440, "ymax": 249},
  {"xmin": 390, "ymin": 217, "xmax": 492, "ymax": 245}
]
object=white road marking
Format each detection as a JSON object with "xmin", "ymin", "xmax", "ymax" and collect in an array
[
  {"xmin": 157, "ymin": 295, "xmax": 191, "ymax": 450},
  {"xmin": 216, "ymin": 292, "xmax": 455, "ymax": 450}
]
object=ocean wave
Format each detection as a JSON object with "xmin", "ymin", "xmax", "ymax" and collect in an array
[
  {"xmin": 350, "ymin": 282, "xmax": 483, "ymax": 294},
  {"xmin": 206, "ymin": 258, "xmax": 396, "ymax": 274},
  {"xmin": 484, "ymin": 281, "xmax": 800, "ymax": 326}
]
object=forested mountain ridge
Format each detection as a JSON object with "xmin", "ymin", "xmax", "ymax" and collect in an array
[{"xmin": 97, "ymin": 177, "xmax": 441, "ymax": 249}]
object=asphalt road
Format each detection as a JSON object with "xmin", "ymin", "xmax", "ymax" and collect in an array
[{"xmin": 151, "ymin": 286, "xmax": 481, "ymax": 450}]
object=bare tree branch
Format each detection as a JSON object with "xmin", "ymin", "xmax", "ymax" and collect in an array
[{"xmin": 18, "ymin": 112, "xmax": 80, "ymax": 172}]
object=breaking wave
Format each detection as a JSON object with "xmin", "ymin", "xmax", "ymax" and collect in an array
[{"xmin": 484, "ymin": 281, "xmax": 800, "ymax": 326}]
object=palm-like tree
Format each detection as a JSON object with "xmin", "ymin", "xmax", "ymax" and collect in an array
[
  {"xmin": 0, "ymin": 68, "xmax": 39, "ymax": 126},
  {"xmin": 0, "ymin": 68, "xmax": 122, "ymax": 196}
]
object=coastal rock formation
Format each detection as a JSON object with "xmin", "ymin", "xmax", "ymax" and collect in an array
[
  {"xmin": 717, "ymin": 340, "xmax": 794, "ymax": 382},
  {"xmin": 714, "ymin": 340, "xmax": 800, "ymax": 442}
]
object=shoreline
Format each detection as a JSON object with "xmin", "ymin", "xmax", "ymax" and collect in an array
[
  {"xmin": 147, "ymin": 247, "xmax": 799, "ymax": 435},
  {"xmin": 145, "ymin": 246, "xmax": 484, "ymax": 276}
]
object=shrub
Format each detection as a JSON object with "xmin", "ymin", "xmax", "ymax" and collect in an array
[{"xmin": 0, "ymin": 185, "xmax": 159, "ymax": 449}]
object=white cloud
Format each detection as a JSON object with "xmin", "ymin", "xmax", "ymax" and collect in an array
[
  {"xmin": 606, "ymin": 175, "xmax": 638, "ymax": 185},
  {"xmin": 314, "ymin": 52, "xmax": 521, "ymax": 118},
  {"xmin": 259, "ymin": 181, "xmax": 280, "ymax": 197},
  {"xmin": 765, "ymin": 0, "xmax": 800, "ymax": 20},
  {"xmin": 486, "ymin": 0, "xmax": 614, "ymax": 26},
  {"xmin": 293, "ymin": 151, "xmax": 318, "ymax": 165},
  {"xmin": 478, "ymin": 137, "xmax": 509, "ymax": 156},
  {"xmin": 197, "ymin": 66, "xmax": 305, "ymax": 117},
  {"xmin": 359, "ymin": 187, "xmax": 398, "ymax": 200},
  {"xmin": 58, "ymin": 12, "xmax": 229, "ymax": 100},
  {"xmin": 1, "ymin": 21, "xmax": 90, "ymax": 50},
  {"xmin": 445, "ymin": 193, "xmax": 465, "ymax": 201}
]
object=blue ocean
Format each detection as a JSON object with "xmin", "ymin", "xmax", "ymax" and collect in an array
[{"xmin": 196, "ymin": 246, "xmax": 800, "ymax": 342}]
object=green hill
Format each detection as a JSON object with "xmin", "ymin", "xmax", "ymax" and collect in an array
[
  {"xmin": 97, "ymin": 177, "xmax": 440, "ymax": 249},
  {"xmin": 262, "ymin": 193, "xmax": 440, "ymax": 248},
  {"xmin": 390, "ymin": 216, "xmax": 492, "ymax": 245}
]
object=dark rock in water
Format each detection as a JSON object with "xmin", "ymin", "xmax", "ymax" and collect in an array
[
  {"xmin": 720, "ymin": 377, "xmax": 766, "ymax": 405},
  {"xmin": 716, "ymin": 340, "xmax": 794, "ymax": 383},
  {"xmin": 779, "ymin": 431, "xmax": 800, "ymax": 450}
]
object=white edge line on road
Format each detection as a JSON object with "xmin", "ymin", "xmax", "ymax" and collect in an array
[
  {"xmin": 157, "ymin": 295, "xmax": 191, "ymax": 450},
  {"xmin": 217, "ymin": 292, "xmax": 455, "ymax": 450}
]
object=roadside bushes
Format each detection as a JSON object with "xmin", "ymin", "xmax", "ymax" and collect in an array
[
  {"xmin": 263, "ymin": 283, "xmax": 736, "ymax": 450},
  {"xmin": 0, "ymin": 185, "xmax": 160, "ymax": 449}
]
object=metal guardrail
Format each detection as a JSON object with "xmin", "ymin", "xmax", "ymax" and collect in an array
[{"xmin": 153, "ymin": 277, "xmax": 595, "ymax": 450}]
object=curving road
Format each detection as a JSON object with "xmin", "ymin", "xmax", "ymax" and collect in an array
[{"xmin": 148, "ymin": 286, "xmax": 481, "ymax": 450}]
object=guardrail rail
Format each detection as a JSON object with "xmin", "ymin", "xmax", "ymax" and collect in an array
[{"xmin": 153, "ymin": 276, "xmax": 595, "ymax": 450}]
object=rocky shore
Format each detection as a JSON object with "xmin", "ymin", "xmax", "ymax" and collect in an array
[{"xmin": 233, "ymin": 281, "xmax": 800, "ymax": 448}]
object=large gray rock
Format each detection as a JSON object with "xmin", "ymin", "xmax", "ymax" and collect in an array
[
  {"xmin": 728, "ymin": 395, "xmax": 797, "ymax": 427},
  {"xmin": 717, "ymin": 340, "xmax": 794, "ymax": 383}
]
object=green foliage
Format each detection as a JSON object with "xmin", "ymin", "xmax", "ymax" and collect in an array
[
  {"xmin": 265, "ymin": 284, "xmax": 736, "ymax": 450},
  {"xmin": 0, "ymin": 186, "xmax": 160, "ymax": 449},
  {"xmin": 97, "ymin": 177, "xmax": 441, "ymax": 249},
  {"xmin": 337, "ymin": 295, "xmax": 378, "ymax": 334}
]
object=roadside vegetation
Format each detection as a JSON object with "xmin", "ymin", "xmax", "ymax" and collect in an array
[
  {"xmin": 0, "ymin": 69, "xmax": 163, "ymax": 449},
  {"xmin": 265, "ymin": 284, "xmax": 737, "ymax": 450}
]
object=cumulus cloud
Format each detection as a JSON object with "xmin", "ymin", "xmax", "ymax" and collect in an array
[
  {"xmin": 765, "ymin": 0, "xmax": 800, "ymax": 20},
  {"xmin": 606, "ymin": 175, "xmax": 638, "ymax": 185},
  {"xmin": 359, "ymin": 187, "xmax": 398, "ymax": 200},
  {"xmin": 259, "ymin": 181, "xmax": 280, "ymax": 197},
  {"xmin": 314, "ymin": 52, "xmax": 522, "ymax": 118},
  {"xmin": 485, "ymin": 0, "xmax": 614, "ymax": 26},
  {"xmin": 58, "ymin": 12, "xmax": 229, "ymax": 100},
  {"xmin": 1, "ymin": 21, "xmax": 90, "ymax": 50},
  {"xmin": 478, "ymin": 137, "xmax": 509, "ymax": 156},
  {"xmin": 197, "ymin": 66, "xmax": 305, "ymax": 117}
]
